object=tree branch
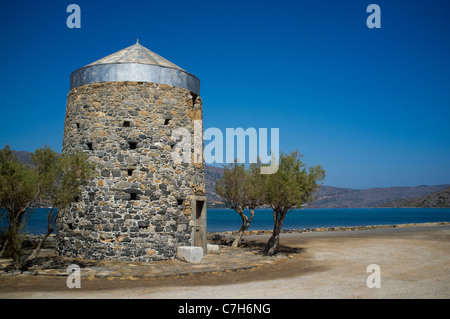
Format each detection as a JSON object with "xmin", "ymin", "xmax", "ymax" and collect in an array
[{"xmin": 21, "ymin": 207, "xmax": 56, "ymax": 271}]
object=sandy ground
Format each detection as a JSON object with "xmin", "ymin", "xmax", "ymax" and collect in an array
[{"xmin": 0, "ymin": 225, "xmax": 449, "ymax": 299}]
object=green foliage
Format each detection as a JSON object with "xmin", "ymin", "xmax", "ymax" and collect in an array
[
  {"xmin": 260, "ymin": 150, "xmax": 325, "ymax": 255},
  {"xmin": 32, "ymin": 148, "xmax": 95, "ymax": 211},
  {"xmin": 215, "ymin": 151, "xmax": 325, "ymax": 252},
  {"xmin": 0, "ymin": 145, "xmax": 39, "ymax": 229},
  {"xmin": 0, "ymin": 144, "xmax": 95, "ymax": 268},
  {"xmin": 31, "ymin": 145, "xmax": 59, "ymax": 201},
  {"xmin": 262, "ymin": 150, "xmax": 325, "ymax": 212},
  {"xmin": 215, "ymin": 160, "xmax": 264, "ymax": 247},
  {"xmin": 215, "ymin": 161, "xmax": 248, "ymax": 213},
  {"xmin": 246, "ymin": 160, "xmax": 264, "ymax": 209},
  {"xmin": 2, "ymin": 225, "xmax": 25, "ymax": 268},
  {"xmin": 215, "ymin": 160, "xmax": 265, "ymax": 212}
]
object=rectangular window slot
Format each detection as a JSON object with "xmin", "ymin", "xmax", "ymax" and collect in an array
[
  {"xmin": 127, "ymin": 169, "xmax": 134, "ymax": 176},
  {"xmin": 164, "ymin": 119, "xmax": 170, "ymax": 125},
  {"xmin": 76, "ymin": 122, "xmax": 80, "ymax": 129},
  {"xmin": 130, "ymin": 193, "xmax": 137, "ymax": 200},
  {"xmin": 87, "ymin": 142, "xmax": 93, "ymax": 150},
  {"xmin": 177, "ymin": 199, "xmax": 184, "ymax": 206},
  {"xmin": 123, "ymin": 121, "xmax": 130, "ymax": 127},
  {"xmin": 128, "ymin": 142, "xmax": 137, "ymax": 150}
]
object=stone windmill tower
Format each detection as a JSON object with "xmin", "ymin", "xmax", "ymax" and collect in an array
[{"xmin": 57, "ymin": 41, "xmax": 207, "ymax": 262}]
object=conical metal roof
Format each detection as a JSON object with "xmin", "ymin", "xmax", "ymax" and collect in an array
[
  {"xmin": 70, "ymin": 40, "xmax": 200, "ymax": 95},
  {"xmin": 85, "ymin": 40, "xmax": 186, "ymax": 71}
]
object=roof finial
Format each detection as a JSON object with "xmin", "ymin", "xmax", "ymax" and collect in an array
[{"xmin": 136, "ymin": 38, "xmax": 139, "ymax": 44}]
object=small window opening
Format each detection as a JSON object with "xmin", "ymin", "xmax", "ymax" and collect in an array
[
  {"xmin": 164, "ymin": 119, "xmax": 170, "ymax": 125},
  {"xmin": 123, "ymin": 121, "xmax": 130, "ymax": 127},
  {"xmin": 87, "ymin": 142, "xmax": 93, "ymax": 150},
  {"xmin": 190, "ymin": 93, "xmax": 198, "ymax": 107},
  {"xmin": 177, "ymin": 199, "xmax": 185, "ymax": 206},
  {"xmin": 128, "ymin": 141, "xmax": 137, "ymax": 150},
  {"xmin": 127, "ymin": 169, "xmax": 134, "ymax": 176},
  {"xmin": 76, "ymin": 122, "xmax": 80, "ymax": 129},
  {"xmin": 139, "ymin": 223, "xmax": 148, "ymax": 230},
  {"xmin": 130, "ymin": 193, "xmax": 137, "ymax": 200}
]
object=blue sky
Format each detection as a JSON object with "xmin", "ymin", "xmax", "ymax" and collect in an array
[{"xmin": 0, "ymin": 0, "xmax": 449, "ymax": 189}]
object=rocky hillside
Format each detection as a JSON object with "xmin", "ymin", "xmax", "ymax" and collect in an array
[
  {"xmin": 307, "ymin": 184, "xmax": 450, "ymax": 208},
  {"xmin": 204, "ymin": 164, "xmax": 450, "ymax": 208},
  {"xmin": 205, "ymin": 165, "xmax": 224, "ymax": 203},
  {"xmin": 377, "ymin": 186, "xmax": 450, "ymax": 208},
  {"xmin": 11, "ymin": 150, "xmax": 34, "ymax": 165}
]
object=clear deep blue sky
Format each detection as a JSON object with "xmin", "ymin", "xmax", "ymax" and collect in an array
[{"xmin": 0, "ymin": 0, "xmax": 449, "ymax": 189}]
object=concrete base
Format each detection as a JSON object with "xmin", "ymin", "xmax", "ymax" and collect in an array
[
  {"xmin": 176, "ymin": 246, "xmax": 203, "ymax": 263},
  {"xmin": 207, "ymin": 244, "xmax": 220, "ymax": 255}
]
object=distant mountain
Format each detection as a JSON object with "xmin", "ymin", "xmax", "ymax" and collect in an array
[
  {"xmin": 10, "ymin": 150, "xmax": 449, "ymax": 209},
  {"xmin": 377, "ymin": 186, "xmax": 450, "ymax": 208},
  {"xmin": 307, "ymin": 184, "xmax": 450, "ymax": 208},
  {"xmin": 204, "ymin": 165, "xmax": 450, "ymax": 208},
  {"xmin": 205, "ymin": 165, "xmax": 224, "ymax": 204},
  {"xmin": 11, "ymin": 150, "xmax": 33, "ymax": 165}
]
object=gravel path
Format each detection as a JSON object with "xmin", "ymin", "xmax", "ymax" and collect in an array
[{"xmin": 145, "ymin": 225, "xmax": 450, "ymax": 299}]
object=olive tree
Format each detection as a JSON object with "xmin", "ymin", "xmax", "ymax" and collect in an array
[
  {"xmin": 261, "ymin": 150, "xmax": 325, "ymax": 255},
  {"xmin": 215, "ymin": 160, "xmax": 262, "ymax": 247},
  {"xmin": 0, "ymin": 145, "xmax": 95, "ymax": 269},
  {"xmin": 22, "ymin": 147, "xmax": 95, "ymax": 269},
  {"xmin": 0, "ymin": 145, "xmax": 39, "ymax": 268}
]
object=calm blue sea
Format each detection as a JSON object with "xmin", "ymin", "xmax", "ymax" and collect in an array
[
  {"xmin": 2, "ymin": 207, "xmax": 450, "ymax": 234},
  {"xmin": 206, "ymin": 208, "xmax": 450, "ymax": 232}
]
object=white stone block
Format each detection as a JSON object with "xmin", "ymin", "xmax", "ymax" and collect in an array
[
  {"xmin": 176, "ymin": 246, "xmax": 203, "ymax": 263},
  {"xmin": 207, "ymin": 244, "xmax": 220, "ymax": 255}
]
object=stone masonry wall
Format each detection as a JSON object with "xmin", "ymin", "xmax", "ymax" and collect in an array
[{"xmin": 57, "ymin": 81, "xmax": 205, "ymax": 261}]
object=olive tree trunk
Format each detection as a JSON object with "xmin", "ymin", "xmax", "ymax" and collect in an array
[
  {"xmin": 0, "ymin": 240, "xmax": 8, "ymax": 257},
  {"xmin": 264, "ymin": 209, "xmax": 287, "ymax": 256},
  {"xmin": 232, "ymin": 208, "xmax": 255, "ymax": 248},
  {"xmin": 21, "ymin": 207, "xmax": 57, "ymax": 271}
]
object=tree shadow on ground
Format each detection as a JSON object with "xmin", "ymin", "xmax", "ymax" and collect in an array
[
  {"xmin": 207, "ymin": 233, "xmax": 304, "ymax": 256},
  {"xmin": 244, "ymin": 240, "xmax": 304, "ymax": 255}
]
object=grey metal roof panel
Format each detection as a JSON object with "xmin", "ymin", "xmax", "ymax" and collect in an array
[
  {"xmin": 69, "ymin": 41, "xmax": 200, "ymax": 95},
  {"xmin": 85, "ymin": 41, "xmax": 185, "ymax": 71}
]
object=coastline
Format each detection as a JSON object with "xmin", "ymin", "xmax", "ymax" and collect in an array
[
  {"xmin": 212, "ymin": 221, "xmax": 450, "ymax": 236},
  {"xmin": 17, "ymin": 221, "xmax": 450, "ymax": 245}
]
